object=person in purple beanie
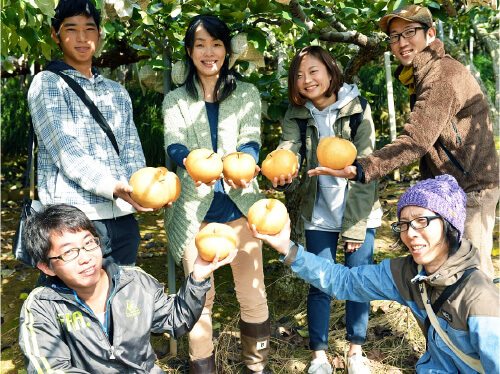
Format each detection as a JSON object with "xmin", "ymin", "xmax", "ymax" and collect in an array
[{"xmin": 251, "ymin": 174, "xmax": 499, "ymax": 373}]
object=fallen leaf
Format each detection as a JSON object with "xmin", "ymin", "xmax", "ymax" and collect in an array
[{"xmin": 296, "ymin": 329, "xmax": 309, "ymax": 338}]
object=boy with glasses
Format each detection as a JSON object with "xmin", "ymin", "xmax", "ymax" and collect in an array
[
  {"xmin": 322, "ymin": 5, "xmax": 499, "ymax": 279},
  {"xmin": 19, "ymin": 204, "xmax": 237, "ymax": 373}
]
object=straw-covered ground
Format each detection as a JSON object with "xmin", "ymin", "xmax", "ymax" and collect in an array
[{"xmin": 2, "ymin": 157, "xmax": 498, "ymax": 373}]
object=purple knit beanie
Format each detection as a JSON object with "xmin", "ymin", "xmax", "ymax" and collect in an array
[{"xmin": 397, "ymin": 175, "xmax": 467, "ymax": 240}]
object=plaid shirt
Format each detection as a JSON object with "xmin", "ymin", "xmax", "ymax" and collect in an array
[{"xmin": 28, "ymin": 62, "xmax": 146, "ymax": 219}]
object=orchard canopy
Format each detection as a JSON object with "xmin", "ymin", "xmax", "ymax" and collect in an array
[{"xmin": 2, "ymin": 1, "xmax": 498, "ymax": 106}]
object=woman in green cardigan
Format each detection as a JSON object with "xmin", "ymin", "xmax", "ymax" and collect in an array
[{"xmin": 162, "ymin": 15, "xmax": 270, "ymax": 374}]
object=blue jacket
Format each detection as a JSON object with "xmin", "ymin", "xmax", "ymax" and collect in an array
[{"xmin": 282, "ymin": 240, "xmax": 499, "ymax": 373}]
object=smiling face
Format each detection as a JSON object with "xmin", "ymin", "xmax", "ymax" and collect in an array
[
  {"xmin": 399, "ymin": 206, "xmax": 449, "ymax": 274},
  {"xmin": 38, "ymin": 230, "xmax": 105, "ymax": 293},
  {"xmin": 51, "ymin": 15, "xmax": 101, "ymax": 77},
  {"xmin": 188, "ymin": 24, "xmax": 226, "ymax": 82},
  {"xmin": 389, "ymin": 18, "xmax": 436, "ymax": 66},
  {"xmin": 296, "ymin": 54, "xmax": 336, "ymax": 110}
]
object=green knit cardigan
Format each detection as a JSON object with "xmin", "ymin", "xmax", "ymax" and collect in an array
[{"xmin": 162, "ymin": 81, "xmax": 264, "ymax": 264}]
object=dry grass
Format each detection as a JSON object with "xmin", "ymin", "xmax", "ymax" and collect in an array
[{"xmin": 156, "ymin": 267, "xmax": 427, "ymax": 374}]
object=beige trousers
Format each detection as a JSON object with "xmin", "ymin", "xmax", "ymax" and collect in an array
[
  {"xmin": 463, "ymin": 186, "xmax": 499, "ymax": 279},
  {"xmin": 182, "ymin": 216, "xmax": 269, "ymax": 361}
]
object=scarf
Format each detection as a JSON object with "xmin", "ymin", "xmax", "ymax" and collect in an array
[{"xmin": 398, "ymin": 66, "xmax": 416, "ymax": 95}]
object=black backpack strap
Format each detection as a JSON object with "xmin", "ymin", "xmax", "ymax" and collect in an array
[
  {"xmin": 348, "ymin": 97, "xmax": 368, "ymax": 141},
  {"xmin": 424, "ymin": 267, "xmax": 477, "ymax": 333},
  {"xmin": 295, "ymin": 117, "xmax": 308, "ymax": 164},
  {"xmin": 22, "ymin": 117, "xmax": 35, "ymax": 201},
  {"xmin": 50, "ymin": 71, "xmax": 120, "ymax": 156}
]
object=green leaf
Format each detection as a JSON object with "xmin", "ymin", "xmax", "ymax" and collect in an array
[
  {"xmin": 296, "ymin": 329, "xmax": 309, "ymax": 338},
  {"xmin": 149, "ymin": 3, "xmax": 164, "ymax": 14},
  {"xmin": 294, "ymin": 33, "xmax": 310, "ymax": 49},
  {"xmin": 342, "ymin": 7, "xmax": 358, "ymax": 16},
  {"xmin": 292, "ymin": 17, "xmax": 308, "ymax": 31},
  {"xmin": 41, "ymin": 41, "xmax": 52, "ymax": 60},
  {"xmin": 103, "ymin": 22, "xmax": 115, "ymax": 33},
  {"xmin": 258, "ymin": 72, "xmax": 277, "ymax": 86},
  {"xmin": 130, "ymin": 23, "xmax": 145, "ymax": 41},
  {"xmin": 228, "ymin": 11, "xmax": 247, "ymax": 21},
  {"xmin": 281, "ymin": 10, "xmax": 292, "ymax": 20},
  {"xmin": 142, "ymin": 14, "xmax": 155, "ymax": 26},
  {"xmin": 132, "ymin": 43, "xmax": 150, "ymax": 51},
  {"xmin": 212, "ymin": 322, "xmax": 221, "ymax": 330},
  {"xmin": 247, "ymin": 29, "xmax": 267, "ymax": 53},
  {"xmin": 171, "ymin": 3, "xmax": 182, "ymax": 18},
  {"xmin": 17, "ymin": 26, "xmax": 40, "ymax": 45},
  {"xmin": 2, "ymin": 60, "xmax": 14, "ymax": 74},
  {"xmin": 267, "ymin": 103, "xmax": 286, "ymax": 121},
  {"xmin": 427, "ymin": 1, "xmax": 440, "ymax": 9},
  {"xmin": 3, "ymin": 7, "xmax": 20, "ymax": 28}
]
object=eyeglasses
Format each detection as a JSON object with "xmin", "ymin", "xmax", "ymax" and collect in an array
[
  {"xmin": 48, "ymin": 237, "xmax": 101, "ymax": 262},
  {"xmin": 386, "ymin": 27, "xmax": 427, "ymax": 44},
  {"xmin": 392, "ymin": 216, "xmax": 441, "ymax": 233}
]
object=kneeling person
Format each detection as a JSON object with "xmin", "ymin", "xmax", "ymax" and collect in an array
[{"xmin": 19, "ymin": 204, "xmax": 236, "ymax": 373}]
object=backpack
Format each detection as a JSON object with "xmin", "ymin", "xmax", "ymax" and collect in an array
[{"xmin": 295, "ymin": 97, "xmax": 368, "ymax": 161}]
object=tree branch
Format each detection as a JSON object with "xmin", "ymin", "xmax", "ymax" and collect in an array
[
  {"xmin": 289, "ymin": 0, "xmax": 314, "ymax": 31},
  {"xmin": 441, "ymin": 0, "xmax": 458, "ymax": 17}
]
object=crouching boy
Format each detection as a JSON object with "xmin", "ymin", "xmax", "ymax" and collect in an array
[{"xmin": 19, "ymin": 204, "xmax": 237, "ymax": 373}]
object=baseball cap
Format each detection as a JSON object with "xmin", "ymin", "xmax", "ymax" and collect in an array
[{"xmin": 380, "ymin": 5, "xmax": 433, "ymax": 34}]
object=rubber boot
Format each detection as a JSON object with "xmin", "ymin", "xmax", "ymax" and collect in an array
[
  {"xmin": 189, "ymin": 353, "xmax": 216, "ymax": 374},
  {"xmin": 240, "ymin": 317, "xmax": 272, "ymax": 373}
]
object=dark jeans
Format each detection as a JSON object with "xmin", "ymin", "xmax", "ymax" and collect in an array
[
  {"xmin": 93, "ymin": 214, "xmax": 141, "ymax": 266},
  {"xmin": 305, "ymin": 228, "xmax": 375, "ymax": 350}
]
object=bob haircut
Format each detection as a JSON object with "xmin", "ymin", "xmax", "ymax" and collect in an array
[
  {"xmin": 51, "ymin": 0, "xmax": 100, "ymax": 34},
  {"xmin": 23, "ymin": 204, "xmax": 99, "ymax": 267},
  {"xmin": 288, "ymin": 46, "xmax": 344, "ymax": 106},
  {"xmin": 183, "ymin": 15, "xmax": 236, "ymax": 102}
]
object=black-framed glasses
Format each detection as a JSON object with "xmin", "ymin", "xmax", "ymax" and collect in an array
[
  {"xmin": 386, "ymin": 27, "xmax": 427, "ymax": 44},
  {"xmin": 48, "ymin": 237, "xmax": 101, "ymax": 262},
  {"xmin": 392, "ymin": 216, "xmax": 441, "ymax": 233}
]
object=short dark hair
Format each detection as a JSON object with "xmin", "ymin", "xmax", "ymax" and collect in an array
[
  {"xmin": 23, "ymin": 204, "xmax": 99, "ymax": 266},
  {"xmin": 288, "ymin": 46, "xmax": 344, "ymax": 106},
  {"xmin": 442, "ymin": 219, "xmax": 461, "ymax": 257},
  {"xmin": 52, "ymin": 0, "xmax": 100, "ymax": 33},
  {"xmin": 183, "ymin": 15, "xmax": 236, "ymax": 102}
]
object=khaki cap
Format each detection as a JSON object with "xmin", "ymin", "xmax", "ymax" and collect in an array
[{"xmin": 379, "ymin": 5, "xmax": 433, "ymax": 34}]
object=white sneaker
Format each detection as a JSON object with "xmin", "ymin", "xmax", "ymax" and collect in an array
[
  {"xmin": 308, "ymin": 357, "xmax": 333, "ymax": 374},
  {"xmin": 347, "ymin": 353, "xmax": 371, "ymax": 374}
]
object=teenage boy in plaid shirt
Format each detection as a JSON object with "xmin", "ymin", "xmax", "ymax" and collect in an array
[{"xmin": 28, "ymin": 0, "xmax": 149, "ymax": 266}]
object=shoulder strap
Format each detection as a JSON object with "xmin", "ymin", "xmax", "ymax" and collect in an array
[
  {"xmin": 22, "ymin": 118, "xmax": 36, "ymax": 201},
  {"xmin": 295, "ymin": 117, "xmax": 308, "ymax": 163},
  {"xmin": 418, "ymin": 265, "xmax": 484, "ymax": 373},
  {"xmin": 348, "ymin": 97, "xmax": 367, "ymax": 141},
  {"xmin": 50, "ymin": 71, "xmax": 120, "ymax": 156}
]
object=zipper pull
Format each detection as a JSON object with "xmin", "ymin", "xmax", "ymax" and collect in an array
[{"xmin": 110, "ymin": 345, "xmax": 116, "ymax": 360}]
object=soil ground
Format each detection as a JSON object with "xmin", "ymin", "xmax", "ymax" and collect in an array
[{"xmin": 1, "ymin": 157, "xmax": 498, "ymax": 373}]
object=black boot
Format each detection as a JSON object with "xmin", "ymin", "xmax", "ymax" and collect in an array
[
  {"xmin": 189, "ymin": 354, "xmax": 216, "ymax": 374},
  {"xmin": 240, "ymin": 317, "xmax": 272, "ymax": 373}
]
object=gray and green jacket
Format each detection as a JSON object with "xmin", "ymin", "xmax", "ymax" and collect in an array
[
  {"xmin": 162, "ymin": 81, "xmax": 264, "ymax": 263},
  {"xmin": 19, "ymin": 260, "xmax": 210, "ymax": 373},
  {"xmin": 278, "ymin": 86, "xmax": 381, "ymax": 242}
]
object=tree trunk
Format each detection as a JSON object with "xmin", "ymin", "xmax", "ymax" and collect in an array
[{"xmin": 470, "ymin": 18, "xmax": 499, "ymax": 133}]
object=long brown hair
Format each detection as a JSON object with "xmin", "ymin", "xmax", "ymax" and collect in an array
[{"xmin": 288, "ymin": 46, "xmax": 344, "ymax": 106}]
